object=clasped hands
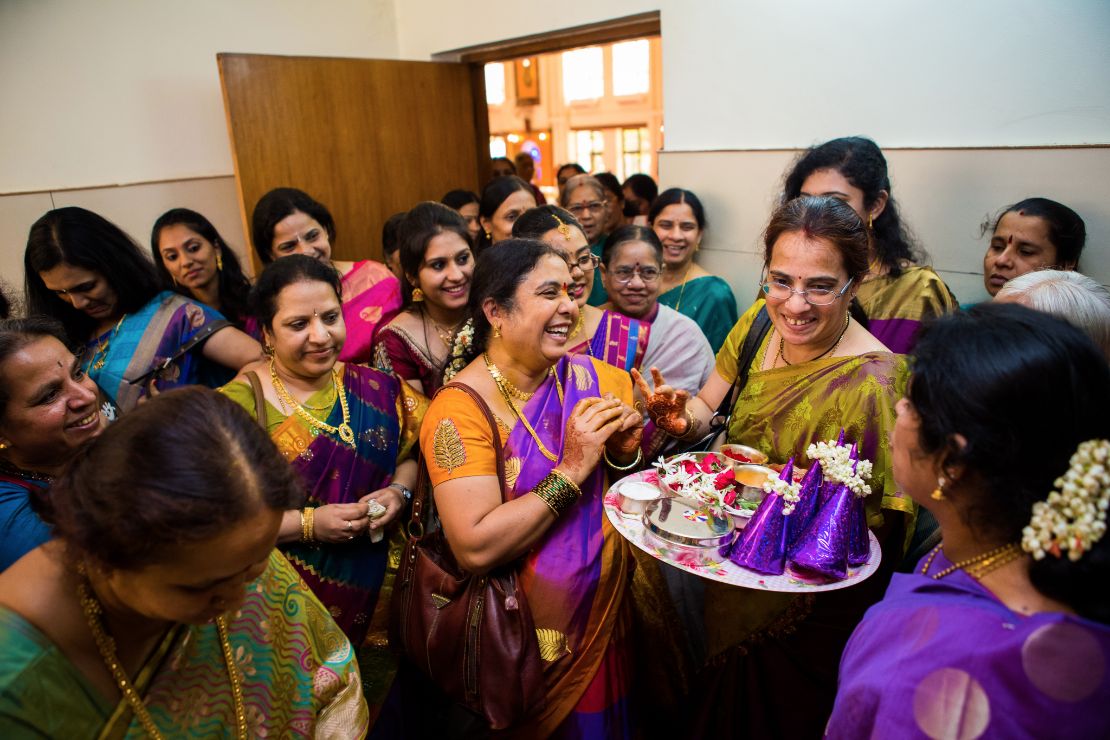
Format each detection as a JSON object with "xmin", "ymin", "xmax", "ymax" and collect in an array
[
  {"xmin": 310, "ymin": 487, "xmax": 406, "ymax": 544},
  {"xmin": 558, "ymin": 393, "xmax": 642, "ymax": 481},
  {"xmin": 631, "ymin": 367, "xmax": 692, "ymax": 437}
]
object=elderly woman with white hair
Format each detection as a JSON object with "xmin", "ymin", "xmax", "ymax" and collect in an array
[{"xmin": 995, "ymin": 269, "xmax": 1110, "ymax": 359}]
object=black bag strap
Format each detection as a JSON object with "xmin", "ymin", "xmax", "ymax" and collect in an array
[
  {"xmin": 712, "ymin": 305, "xmax": 772, "ymax": 427},
  {"xmin": 125, "ymin": 319, "xmax": 232, "ymax": 387}
]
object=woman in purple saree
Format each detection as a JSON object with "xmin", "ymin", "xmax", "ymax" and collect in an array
[{"xmin": 827, "ymin": 303, "xmax": 1110, "ymax": 738}]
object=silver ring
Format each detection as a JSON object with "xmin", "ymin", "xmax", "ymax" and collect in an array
[
  {"xmin": 347, "ymin": 534, "xmax": 354, "ymax": 540},
  {"xmin": 345, "ymin": 520, "xmax": 353, "ymax": 532}
]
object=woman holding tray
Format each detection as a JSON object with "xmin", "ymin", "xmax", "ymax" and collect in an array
[
  {"xmin": 828, "ymin": 303, "xmax": 1110, "ymax": 738},
  {"xmin": 637, "ymin": 195, "xmax": 912, "ymax": 738},
  {"xmin": 418, "ymin": 238, "xmax": 642, "ymax": 736}
]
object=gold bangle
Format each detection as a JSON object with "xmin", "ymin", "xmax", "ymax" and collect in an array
[
  {"xmin": 604, "ymin": 447, "xmax": 642, "ymax": 471},
  {"xmin": 531, "ymin": 469, "xmax": 581, "ymax": 517},
  {"xmin": 301, "ymin": 507, "xmax": 316, "ymax": 543}
]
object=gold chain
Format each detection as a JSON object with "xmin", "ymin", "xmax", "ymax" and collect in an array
[
  {"xmin": 672, "ymin": 263, "xmax": 693, "ymax": 312},
  {"xmin": 484, "ymin": 353, "xmax": 563, "ymax": 463},
  {"xmin": 920, "ymin": 542, "xmax": 1024, "ymax": 581},
  {"xmin": 88, "ymin": 315, "xmax": 126, "ymax": 371},
  {"xmin": 269, "ymin": 358, "xmax": 355, "ymax": 447},
  {"xmin": 77, "ymin": 581, "xmax": 247, "ymax": 740}
]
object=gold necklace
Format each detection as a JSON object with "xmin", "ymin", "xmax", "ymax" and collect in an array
[
  {"xmin": 777, "ymin": 313, "xmax": 850, "ymax": 367},
  {"xmin": 77, "ymin": 581, "xmax": 247, "ymax": 740},
  {"xmin": 920, "ymin": 542, "xmax": 1024, "ymax": 581},
  {"xmin": 423, "ymin": 308, "xmax": 461, "ymax": 348},
  {"xmin": 484, "ymin": 354, "xmax": 563, "ymax": 462},
  {"xmin": 88, "ymin": 316, "xmax": 126, "ymax": 371},
  {"xmin": 269, "ymin": 358, "xmax": 355, "ymax": 447},
  {"xmin": 672, "ymin": 262, "xmax": 694, "ymax": 312}
]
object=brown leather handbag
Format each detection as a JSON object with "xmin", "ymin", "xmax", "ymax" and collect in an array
[{"xmin": 390, "ymin": 382, "xmax": 546, "ymax": 729}]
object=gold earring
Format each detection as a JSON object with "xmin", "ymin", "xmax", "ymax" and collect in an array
[
  {"xmin": 216, "ymin": 250, "xmax": 224, "ymax": 272},
  {"xmin": 931, "ymin": 477, "xmax": 946, "ymax": 501},
  {"xmin": 263, "ymin": 343, "xmax": 274, "ymax": 356},
  {"xmin": 868, "ymin": 214, "xmax": 874, "ymax": 229},
  {"xmin": 0, "ymin": 441, "xmax": 9, "ymax": 450},
  {"xmin": 485, "ymin": 231, "xmax": 492, "ymax": 241},
  {"xmin": 492, "ymin": 324, "xmax": 501, "ymax": 339},
  {"xmin": 412, "ymin": 288, "xmax": 424, "ymax": 302}
]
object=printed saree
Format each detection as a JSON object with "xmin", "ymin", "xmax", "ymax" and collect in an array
[
  {"xmin": 658, "ymin": 274, "xmax": 739, "ymax": 354},
  {"xmin": 828, "ymin": 550, "xmax": 1110, "ymax": 739},
  {"xmin": 0, "ymin": 551, "xmax": 367, "ymax": 739},
  {"xmin": 567, "ymin": 309, "xmax": 650, "ymax": 373},
  {"xmin": 422, "ymin": 355, "xmax": 634, "ymax": 737},
  {"xmin": 855, "ymin": 265, "xmax": 958, "ymax": 354},
  {"xmin": 84, "ymin": 291, "xmax": 230, "ymax": 412},
  {"xmin": 684, "ymin": 299, "xmax": 913, "ymax": 739},
  {"xmin": 338, "ymin": 261, "xmax": 402, "ymax": 365}
]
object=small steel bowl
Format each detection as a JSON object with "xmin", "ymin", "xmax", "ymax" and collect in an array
[
  {"xmin": 617, "ymin": 479, "xmax": 662, "ymax": 518},
  {"xmin": 719, "ymin": 444, "xmax": 769, "ymax": 468},
  {"xmin": 733, "ymin": 464, "xmax": 777, "ymax": 505}
]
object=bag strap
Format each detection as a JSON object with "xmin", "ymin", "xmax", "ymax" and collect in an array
[
  {"xmin": 244, "ymin": 370, "xmax": 268, "ymax": 430},
  {"xmin": 126, "ymin": 319, "xmax": 232, "ymax": 387},
  {"xmin": 710, "ymin": 306, "xmax": 772, "ymax": 427},
  {"xmin": 406, "ymin": 381, "xmax": 508, "ymax": 535}
]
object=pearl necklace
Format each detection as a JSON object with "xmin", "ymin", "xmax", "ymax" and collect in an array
[
  {"xmin": 269, "ymin": 358, "xmax": 355, "ymax": 447},
  {"xmin": 77, "ymin": 581, "xmax": 247, "ymax": 739}
]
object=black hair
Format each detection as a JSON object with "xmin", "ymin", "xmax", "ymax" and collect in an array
[
  {"xmin": 0, "ymin": 316, "xmax": 70, "ymax": 416},
  {"xmin": 464, "ymin": 239, "xmax": 562, "ymax": 361},
  {"xmin": 601, "ymin": 225, "xmax": 663, "ymax": 266},
  {"xmin": 249, "ymin": 254, "xmax": 342, "ymax": 332},
  {"xmin": 910, "ymin": 303, "xmax": 1110, "ymax": 623},
  {"xmin": 623, "ymin": 173, "xmax": 658, "ymax": 205},
  {"xmin": 764, "ymin": 195, "xmax": 870, "ymax": 284},
  {"xmin": 476, "ymin": 176, "xmax": 533, "ymax": 254},
  {"xmin": 44, "ymin": 387, "xmax": 304, "ymax": 571},
  {"xmin": 782, "ymin": 136, "xmax": 920, "ymax": 277},
  {"xmin": 397, "ymin": 202, "xmax": 472, "ymax": 308},
  {"xmin": 441, "ymin": 189, "xmax": 480, "ymax": 211},
  {"xmin": 511, "ymin": 205, "xmax": 587, "ymax": 243},
  {"xmin": 0, "ymin": 286, "xmax": 9, "ymax": 320},
  {"xmin": 250, "ymin": 188, "xmax": 336, "ymax": 265},
  {"xmin": 382, "ymin": 211, "xmax": 407, "ymax": 259},
  {"xmin": 649, "ymin": 188, "xmax": 707, "ymax": 230},
  {"xmin": 490, "ymin": 157, "xmax": 517, "ymax": 174},
  {"xmin": 24, "ymin": 207, "xmax": 162, "ymax": 343},
  {"xmin": 150, "ymin": 208, "xmax": 253, "ymax": 328},
  {"xmin": 594, "ymin": 172, "xmax": 623, "ymax": 201},
  {"xmin": 989, "ymin": 197, "xmax": 1086, "ymax": 267},
  {"xmin": 557, "ymin": 163, "xmax": 586, "ymax": 181}
]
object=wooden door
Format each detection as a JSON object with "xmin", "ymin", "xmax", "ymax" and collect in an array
[{"xmin": 218, "ymin": 53, "xmax": 489, "ymax": 266}]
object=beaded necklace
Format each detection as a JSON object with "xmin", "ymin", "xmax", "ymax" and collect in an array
[
  {"xmin": 777, "ymin": 313, "xmax": 851, "ymax": 367},
  {"xmin": 920, "ymin": 542, "xmax": 1024, "ymax": 581},
  {"xmin": 77, "ymin": 581, "xmax": 247, "ymax": 740}
]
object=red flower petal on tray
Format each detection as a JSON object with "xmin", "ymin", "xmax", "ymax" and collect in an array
[
  {"xmin": 681, "ymin": 460, "xmax": 701, "ymax": 475},
  {"xmin": 723, "ymin": 490, "xmax": 737, "ymax": 506},
  {"xmin": 642, "ymin": 471, "xmax": 659, "ymax": 485},
  {"xmin": 698, "ymin": 453, "xmax": 720, "ymax": 473},
  {"xmin": 713, "ymin": 469, "xmax": 736, "ymax": 490}
]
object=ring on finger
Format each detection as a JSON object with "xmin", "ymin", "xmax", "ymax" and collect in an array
[{"xmin": 345, "ymin": 520, "xmax": 353, "ymax": 532}]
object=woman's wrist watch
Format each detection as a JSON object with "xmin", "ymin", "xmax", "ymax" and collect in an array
[{"xmin": 388, "ymin": 482, "xmax": 413, "ymax": 502}]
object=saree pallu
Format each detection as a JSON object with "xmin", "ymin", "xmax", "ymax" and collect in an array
[
  {"xmin": 829, "ymin": 551, "xmax": 1110, "ymax": 739},
  {"xmin": 0, "ymin": 475, "xmax": 50, "ymax": 572},
  {"xmin": 422, "ymin": 356, "xmax": 634, "ymax": 737},
  {"xmin": 855, "ymin": 265, "xmax": 958, "ymax": 354},
  {"xmin": 568, "ymin": 309, "xmax": 650, "ymax": 373},
  {"xmin": 0, "ymin": 551, "xmax": 367, "ymax": 739},
  {"xmin": 373, "ymin": 322, "xmax": 445, "ymax": 395},
  {"xmin": 683, "ymin": 299, "xmax": 912, "ymax": 739},
  {"xmin": 339, "ymin": 261, "xmax": 402, "ymax": 364},
  {"xmin": 85, "ymin": 291, "xmax": 229, "ymax": 412},
  {"xmin": 658, "ymin": 274, "xmax": 739, "ymax": 353}
]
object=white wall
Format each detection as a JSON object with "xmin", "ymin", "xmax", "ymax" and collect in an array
[{"xmin": 0, "ymin": 0, "xmax": 399, "ymax": 193}]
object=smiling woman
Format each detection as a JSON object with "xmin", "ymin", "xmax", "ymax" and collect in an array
[
  {"xmin": 0, "ymin": 387, "xmax": 369, "ymax": 737},
  {"xmin": 0, "ymin": 317, "xmax": 106, "ymax": 571}
]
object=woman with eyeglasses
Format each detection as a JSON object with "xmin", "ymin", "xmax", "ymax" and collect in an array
[
  {"xmin": 635, "ymin": 196, "xmax": 912, "ymax": 739},
  {"xmin": 561, "ymin": 174, "xmax": 616, "ymax": 307},
  {"xmin": 651, "ymin": 188, "xmax": 739, "ymax": 353}
]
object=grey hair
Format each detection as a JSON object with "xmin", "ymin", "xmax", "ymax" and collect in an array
[
  {"xmin": 996, "ymin": 270, "xmax": 1110, "ymax": 359},
  {"xmin": 559, "ymin": 174, "xmax": 606, "ymax": 208}
]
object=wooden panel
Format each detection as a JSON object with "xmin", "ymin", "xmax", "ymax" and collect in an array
[{"xmin": 218, "ymin": 53, "xmax": 487, "ymax": 265}]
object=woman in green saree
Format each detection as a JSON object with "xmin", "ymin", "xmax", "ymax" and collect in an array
[
  {"xmin": 637, "ymin": 195, "xmax": 913, "ymax": 739},
  {"xmin": 0, "ymin": 388, "xmax": 368, "ymax": 738}
]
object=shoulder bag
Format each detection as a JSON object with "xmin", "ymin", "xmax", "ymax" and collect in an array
[{"xmin": 390, "ymin": 382, "xmax": 546, "ymax": 729}]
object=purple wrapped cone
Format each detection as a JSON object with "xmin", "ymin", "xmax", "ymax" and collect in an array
[
  {"xmin": 789, "ymin": 482, "xmax": 852, "ymax": 580},
  {"xmin": 786, "ymin": 459, "xmax": 823, "ymax": 549},
  {"xmin": 729, "ymin": 492, "xmax": 788, "ymax": 575},
  {"xmin": 847, "ymin": 494, "xmax": 870, "ymax": 566},
  {"xmin": 836, "ymin": 428, "xmax": 846, "ymax": 446}
]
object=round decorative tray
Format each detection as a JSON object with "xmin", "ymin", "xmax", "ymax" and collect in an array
[{"xmin": 605, "ymin": 471, "xmax": 883, "ymax": 592}]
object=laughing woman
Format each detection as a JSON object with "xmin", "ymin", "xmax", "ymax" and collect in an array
[
  {"xmin": 418, "ymin": 239, "xmax": 642, "ymax": 736},
  {"xmin": 374, "ymin": 202, "xmax": 474, "ymax": 396},
  {"xmin": 25, "ymin": 207, "xmax": 262, "ymax": 412},
  {"xmin": 251, "ymin": 187, "xmax": 402, "ymax": 363}
]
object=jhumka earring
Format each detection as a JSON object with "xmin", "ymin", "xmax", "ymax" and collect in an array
[
  {"xmin": 492, "ymin": 325, "xmax": 502, "ymax": 339},
  {"xmin": 931, "ymin": 477, "xmax": 946, "ymax": 501},
  {"xmin": 412, "ymin": 288, "xmax": 424, "ymax": 302},
  {"xmin": 868, "ymin": 214, "xmax": 874, "ymax": 229},
  {"xmin": 485, "ymin": 231, "xmax": 492, "ymax": 241}
]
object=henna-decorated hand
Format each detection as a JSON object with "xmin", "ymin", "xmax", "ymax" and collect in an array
[
  {"xmin": 604, "ymin": 396, "xmax": 643, "ymax": 459},
  {"xmin": 558, "ymin": 396, "xmax": 626, "ymax": 483},
  {"xmin": 631, "ymin": 367, "xmax": 691, "ymax": 437}
]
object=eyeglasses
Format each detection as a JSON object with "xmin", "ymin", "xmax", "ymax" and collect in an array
[
  {"xmin": 567, "ymin": 201, "xmax": 607, "ymax": 217},
  {"xmin": 565, "ymin": 253, "xmax": 600, "ymax": 272},
  {"xmin": 611, "ymin": 265, "xmax": 661, "ymax": 285},
  {"xmin": 760, "ymin": 276, "xmax": 854, "ymax": 306}
]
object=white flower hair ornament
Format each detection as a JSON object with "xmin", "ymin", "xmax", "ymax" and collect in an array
[
  {"xmin": 1021, "ymin": 439, "xmax": 1110, "ymax": 562},
  {"xmin": 442, "ymin": 318, "xmax": 475, "ymax": 382}
]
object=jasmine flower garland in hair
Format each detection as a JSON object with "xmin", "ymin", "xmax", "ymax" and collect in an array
[
  {"xmin": 443, "ymin": 318, "xmax": 474, "ymax": 382},
  {"xmin": 1022, "ymin": 439, "xmax": 1110, "ymax": 562}
]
